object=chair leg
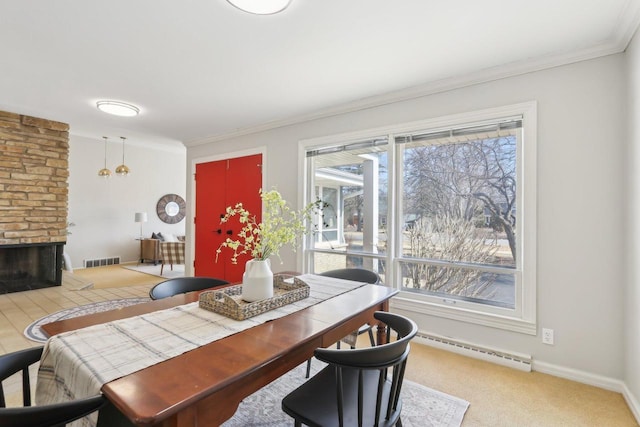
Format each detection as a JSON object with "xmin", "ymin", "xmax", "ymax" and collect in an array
[
  {"xmin": 306, "ymin": 358, "xmax": 312, "ymax": 378},
  {"xmin": 396, "ymin": 416, "xmax": 403, "ymax": 426},
  {"xmin": 368, "ymin": 327, "xmax": 376, "ymax": 346},
  {"xmin": 160, "ymin": 262, "xmax": 164, "ymax": 275},
  {"xmin": 295, "ymin": 421, "xmax": 302, "ymax": 427}
]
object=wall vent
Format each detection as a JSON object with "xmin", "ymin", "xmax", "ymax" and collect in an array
[
  {"xmin": 415, "ymin": 331, "xmax": 532, "ymax": 372},
  {"xmin": 83, "ymin": 256, "xmax": 120, "ymax": 268}
]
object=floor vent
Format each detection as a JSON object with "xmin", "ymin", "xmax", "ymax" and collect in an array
[
  {"xmin": 83, "ymin": 257, "xmax": 120, "ymax": 268},
  {"xmin": 415, "ymin": 332, "xmax": 532, "ymax": 372}
]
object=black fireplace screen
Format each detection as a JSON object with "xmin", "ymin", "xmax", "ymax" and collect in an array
[{"xmin": 0, "ymin": 243, "xmax": 64, "ymax": 294}]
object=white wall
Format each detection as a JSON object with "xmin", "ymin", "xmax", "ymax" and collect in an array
[
  {"xmin": 67, "ymin": 135, "xmax": 186, "ymax": 269},
  {"xmin": 625, "ymin": 30, "xmax": 640, "ymax": 409},
  {"xmin": 186, "ymin": 55, "xmax": 626, "ymax": 380}
]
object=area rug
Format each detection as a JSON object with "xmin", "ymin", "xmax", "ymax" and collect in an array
[
  {"xmin": 123, "ymin": 263, "xmax": 185, "ymax": 279},
  {"xmin": 222, "ymin": 362, "xmax": 469, "ymax": 427},
  {"xmin": 23, "ymin": 297, "xmax": 151, "ymax": 343}
]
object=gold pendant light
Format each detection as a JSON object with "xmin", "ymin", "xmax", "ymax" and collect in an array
[
  {"xmin": 115, "ymin": 136, "xmax": 130, "ymax": 176},
  {"xmin": 98, "ymin": 136, "xmax": 112, "ymax": 178}
]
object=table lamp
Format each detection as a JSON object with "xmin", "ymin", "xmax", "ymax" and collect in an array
[{"xmin": 135, "ymin": 212, "xmax": 148, "ymax": 239}]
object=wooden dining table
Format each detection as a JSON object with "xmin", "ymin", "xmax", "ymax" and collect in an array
[{"xmin": 41, "ymin": 281, "xmax": 398, "ymax": 427}]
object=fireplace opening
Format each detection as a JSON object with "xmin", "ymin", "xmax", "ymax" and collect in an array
[{"xmin": 0, "ymin": 243, "xmax": 64, "ymax": 294}]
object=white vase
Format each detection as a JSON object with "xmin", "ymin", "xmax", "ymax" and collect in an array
[{"xmin": 242, "ymin": 259, "xmax": 274, "ymax": 302}]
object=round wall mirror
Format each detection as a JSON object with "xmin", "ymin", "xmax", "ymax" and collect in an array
[{"xmin": 156, "ymin": 194, "xmax": 186, "ymax": 224}]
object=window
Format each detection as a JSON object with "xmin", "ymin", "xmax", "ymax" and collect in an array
[
  {"xmin": 304, "ymin": 137, "xmax": 389, "ymax": 277},
  {"xmin": 301, "ymin": 102, "xmax": 536, "ymax": 333}
]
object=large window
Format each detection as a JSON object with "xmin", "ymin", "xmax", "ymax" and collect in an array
[
  {"xmin": 304, "ymin": 137, "xmax": 389, "ymax": 278},
  {"xmin": 398, "ymin": 121, "xmax": 519, "ymax": 309},
  {"xmin": 301, "ymin": 103, "xmax": 536, "ymax": 333}
]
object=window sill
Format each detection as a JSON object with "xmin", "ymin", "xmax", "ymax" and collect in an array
[{"xmin": 390, "ymin": 292, "xmax": 536, "ymax": 335}]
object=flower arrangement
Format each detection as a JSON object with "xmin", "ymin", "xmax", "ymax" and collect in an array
[{"xmin": 216, "ymin": 189, "xmax": 325, "ymax": 264}]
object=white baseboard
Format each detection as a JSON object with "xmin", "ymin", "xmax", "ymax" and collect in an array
[
  {"xmin": 532, "ymin": 360, "xmax": 625, "ymax": 393},
  {"xmin": 622, "ymin": 383, "xmax": 640, "ymax": 424},
  {"xmin": 534, "ymin": 361, "xmax": 640, "ymax": 425}
]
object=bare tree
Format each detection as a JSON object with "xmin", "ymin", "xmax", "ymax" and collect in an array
[
  {"xmin": 404, "ymin": 216, "xmax": 499, "ymax": 298},
  {"xmin": 404, "ymin": 136, "xmax": 516, "ymax": 263}
]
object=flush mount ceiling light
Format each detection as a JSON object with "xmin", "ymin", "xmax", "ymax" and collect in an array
[
  {"xmin": 96, "ymin": 100, "xmax": 140, "ymax": 117},
  {"xmin": 226, "ymin": 0, "xmax": 291, "ymax": 15}
]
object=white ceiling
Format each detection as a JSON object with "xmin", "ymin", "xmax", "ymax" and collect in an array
[{"xmin": 1, "ymin": 0, "xmax": 639, "ymax": 151}]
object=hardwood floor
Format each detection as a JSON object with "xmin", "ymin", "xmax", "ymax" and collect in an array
[{"xmin": 0, "ymin": 266, "xmax": 637, "ymax": 426}]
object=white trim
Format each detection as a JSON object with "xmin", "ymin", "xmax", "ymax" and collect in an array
[
  {"xmin": 183, "ymin": 8, "xmax": 639, "ymax": 149},
  {"xmin": 622, "ymin": 383, "xmax": 640, "ymax": 425},
  {"xmin": 187, "ymin": 146, "xmax": 267, "ymax": 276},
  {"xmin": 532, "ymin": 360, "xmax": 626, "ymax": 394},
  {"xmin": 190, "ymin": 146, "xmax": 267, "ymax": 166},
  {"xmin": 615, "ymin": 0, "xmax": 640, "ymax": 49},
  {"xmin": 392, "ymin": 295, "xmax": 536, "ymax": 335},
  {"xmin": 298, "ymin": 102, "xmax": 537, "ymax": 149}
]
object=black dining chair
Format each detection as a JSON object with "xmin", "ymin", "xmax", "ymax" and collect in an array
[
  {"xmin": 306, "ymin": 268, "xmax": 381, "ymax": 378},
  {"xmin": 319, "ymin": 268, "xmax": 380, "ymax": 347},
  {"xmin": 282, "ymin": 311, "xmax": 418, "ymax": 427},
  {"xmin": 149, "ymin": 276, "xmax": 230, "ymax": 300},
  {"xmin": 0, "ymin": 346, "xmax": 106, "ymax": 427}
]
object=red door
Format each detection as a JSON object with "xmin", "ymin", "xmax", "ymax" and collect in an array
[{"xmin": 194, "ymin": 154, "xmax": 262, "ymax": 282}]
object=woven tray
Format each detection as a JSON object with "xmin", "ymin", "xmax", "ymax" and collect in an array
[{"xmin": 198, "ymin": 275, "xmax": 310, "ymax": 320}]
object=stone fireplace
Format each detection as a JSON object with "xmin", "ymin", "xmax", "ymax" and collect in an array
[{"xmin": 0, "ymin": 110, "xmax": 69, "ymax": 293}]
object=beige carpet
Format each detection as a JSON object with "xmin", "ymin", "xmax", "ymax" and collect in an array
[
  {"xmin": 405, "ymin": 344, "xmax": 638, "ymax": 426},
  {"xmin": 66, "ymin": 265, "xmax": 165, "ymax": 289}
]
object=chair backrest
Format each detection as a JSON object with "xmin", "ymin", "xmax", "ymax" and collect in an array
[
  {"xmin": 149, "ymin": 277, "xmax": 229, "ymax": 300},
  {"xmin": 0, "ymin": 346, "xmax": 106, "ymax": 427},
  {"xmin": 318, "ymin": 267, "xmax": 381, "ymax": 285},
  {"xmin": 0, "ymin": 395, "xmax": 106, "ymax": 427},
  {"xmin": 313, "ymin": 311, "xmax": 418, "ymax": 427},
  {"xmin": 0, "ymin": 346, "xmax": 43, "ymax": 408}
]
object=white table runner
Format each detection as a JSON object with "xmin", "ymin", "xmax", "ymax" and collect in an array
[{"xmin": 35, "ymin": 274, "xmax": 366, "ymax": 427}]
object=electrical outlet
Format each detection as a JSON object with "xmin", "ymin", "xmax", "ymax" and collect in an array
[{"xmin": 542, "ymin": 328, "xmax": 554, "ymax": 345}]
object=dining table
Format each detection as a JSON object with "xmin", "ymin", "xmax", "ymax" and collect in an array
[{"xmin": 39, "ymin": 275, "xmax": 398, "ymax": 427}]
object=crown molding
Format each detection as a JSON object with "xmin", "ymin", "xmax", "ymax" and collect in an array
[{"xmin": 184, "ymin": 5, "xmax": 640, "ymax": 148}]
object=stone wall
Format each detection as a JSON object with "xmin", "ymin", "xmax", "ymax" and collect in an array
[{"xmin": 0, "ymin": 110, "xmax": 69, "ymax": 245}]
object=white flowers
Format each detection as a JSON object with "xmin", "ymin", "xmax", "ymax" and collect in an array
[{"xmin": 216, "ymin": 189, "xmax": 325, "ymax": 264}]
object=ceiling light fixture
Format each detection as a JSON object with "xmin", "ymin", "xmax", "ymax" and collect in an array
[
  {"xmin": 96, "ymin": 100, "xmax": 140, "ymax": 117},
  {"xmin": 226, "ymin": 0, "xmax": 291, "ymax": 15},
  {"xmin": 98, "ymin": 136, "xmax": 112, "ymax": 178},
  {"xmin": 115, "ymin": 137, "xmax": 131, "ymax": 176}
]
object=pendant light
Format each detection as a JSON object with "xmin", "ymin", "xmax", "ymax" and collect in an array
[
  {"xmin": 98, "ymin": 136, "xmax": 112, "ymax": 178},
  {"xmin": 115, "ymin": 136, "xmax": 130, "ymax": 176}
]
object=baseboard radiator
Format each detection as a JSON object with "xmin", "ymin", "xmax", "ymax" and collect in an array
[
  {"xmin": 414, "ymin": 331, "xmax": 532, "ymax": 372},
  {"xmin": 83, "ymin": 256, "xmax": 121, "ymax": 268}
]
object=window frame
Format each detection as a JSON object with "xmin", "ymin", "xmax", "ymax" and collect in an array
[{"xmin": 298, "ymin": 102, "xmax": 537, "ymax": 334}]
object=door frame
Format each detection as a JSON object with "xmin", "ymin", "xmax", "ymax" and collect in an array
[{"xmin": 187, "ymin": 146, "xmax": 267, "ymax": 276}]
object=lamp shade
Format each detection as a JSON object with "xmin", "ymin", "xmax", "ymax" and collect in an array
[{"xmin": 135, "ymin": 212, "xmax": 148, "ymax": 223}]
